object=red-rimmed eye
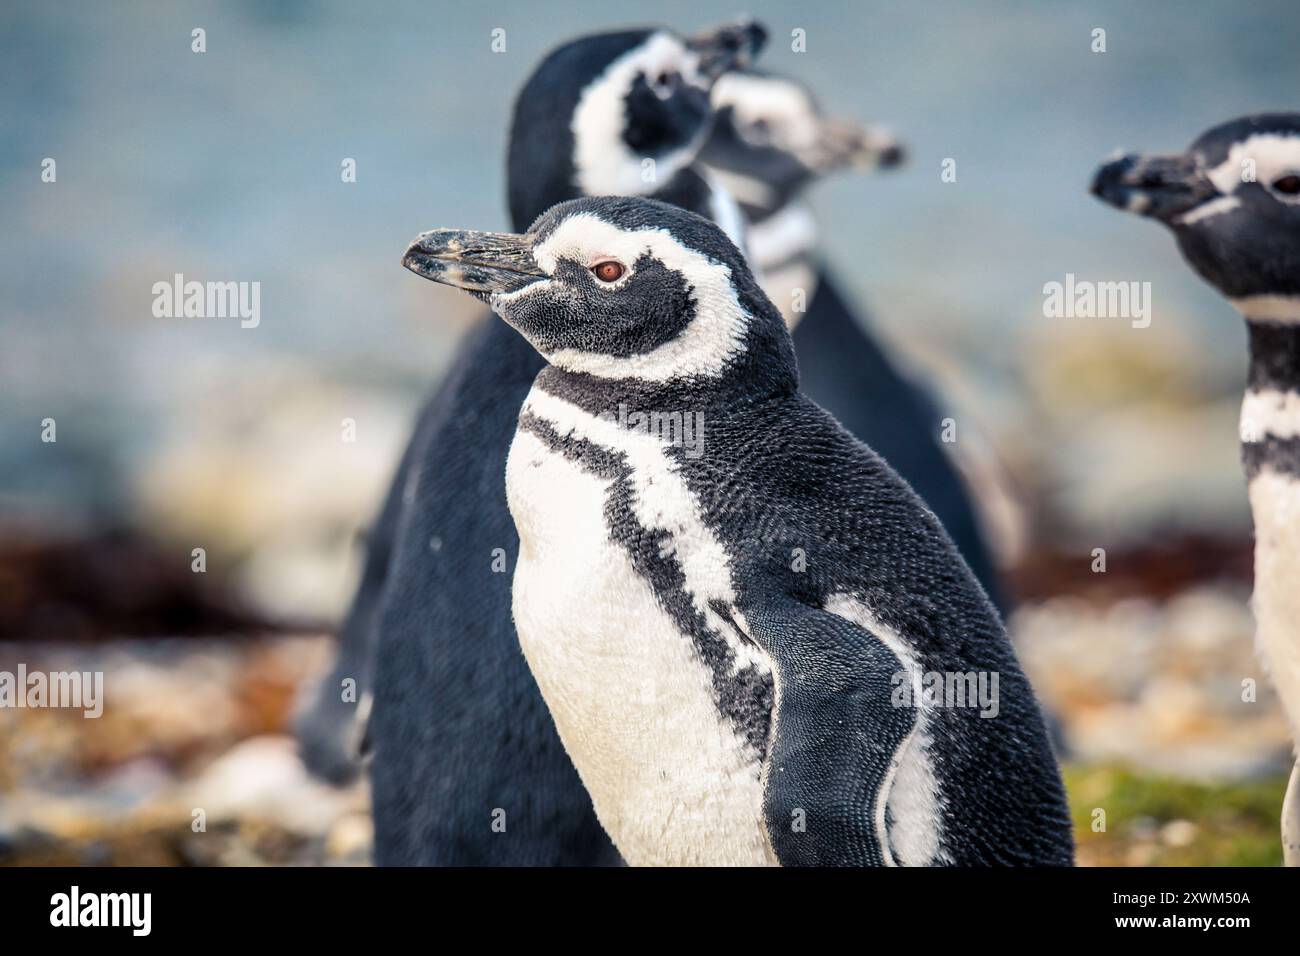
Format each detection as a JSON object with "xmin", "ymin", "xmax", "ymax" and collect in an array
[{"xmin": 592, "ymin": 261, "xmax": 625, "ymax": 282}]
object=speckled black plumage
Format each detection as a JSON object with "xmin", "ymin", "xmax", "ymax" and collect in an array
[
  {"xmin": 311, "ymin": 27, "xmax": 1015, "ymax": 864},
  {"xmin": 792, "ymin": 274, "xmax": 1006, "ymax": 614},
  {"xmin": 362, "ymin": 27, "xmax": 760, "ymax": 866},
  {"xmin": 296, "ymin": 380, "xmax": 451, "ymax": 785},
  {"xmin": 369, "ymin": 316, "xmax": 616, "ymax": 865},
  {"xmin": 509, "ymin": 195, "xmax": 1074, "ymax": 864},
  {"xmin": 696, "ymin": 69, "xmax": 1005, "ymax": 612}
]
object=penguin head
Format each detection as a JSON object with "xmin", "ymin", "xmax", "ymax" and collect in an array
[
  {"xmin": 506, "ymin": 20, "xmax": 767, "ymax": 230},
  {"xmin": 1091, "ymin": 113, "xmax": 1300, "ymax": 311},
  {"xmin": 697, "ymin": 70, "xmax": 904, "ymax": 220},
  {"xmin": 404, "ymin": 196, "xmax": 794, "ymax": 390}
]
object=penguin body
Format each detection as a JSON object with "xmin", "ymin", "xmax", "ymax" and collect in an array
[
  {"xmin": 793, "ymin": 275, "xmax": 1005, "ymax": 613},
  {"xmin": 1092, "ymin": 114, "xmax": 1300, "ymax": 862},
  {"xmin": 302, "ymin": 48, "xmax": 1007, "ymax": 861},
  {"xmin": 370, "ymin": 316, "xmax": 614, "ymax": 865},
  {"xmin": 698, "ymin": 70, "xmax": 1006, "ymax": 612},
  {"xmin": 361, "ymin": 23, "xmax": 766, "ymax": 865},
  {"xmin": 296, "ymin": 378, "xmax": 451, "ymax": 785},
  {"xmin": 403, "ymin": 196, "xmax": 1074, "ymax": 865},
  {"xmin": 1092, "ymin": 114, "xmax": 1300, "ymax": 738}
]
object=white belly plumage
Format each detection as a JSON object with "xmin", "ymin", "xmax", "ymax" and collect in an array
[
  {"xmin": 504, "ymin": 384, "xmax": 947, "ymax": 866},
  {"xmin": 1240, "ymin": 390, "xmax": 1300, "ymax": 743},
  {"xmin": 505, "ymin": 386, "xmax": 774, "ymax": 866},
  {"xmin": 1248, "ymin": 469, "xmax": 1300, "ymax": 742}
]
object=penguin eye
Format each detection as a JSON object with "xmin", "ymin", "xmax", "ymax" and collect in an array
[
  {"xmin": 1271, "ymin": 174, "xmax": 1300, "ymax": 196},
  {"xmin": 591, "ymin": 261, "xmax": 626, "ymax": 283},
  {"xmin": 651, "ymin": 71, "xmax": 678, "ymax": 98}
]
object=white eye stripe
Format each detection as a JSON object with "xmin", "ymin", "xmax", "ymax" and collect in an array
[
  {"xmin": 530, "ymin": 212, "xmax": 749, "ymax": 381},
  {"xmin": 570, "ymin": 32, "xmax": 701, "ymax": 198},
  {"xmin": 1205, "ymin": 132, "xmax": 1300, "ymax": 195},
  {"xmin": 710, "ymin": 73, "xmax": 819, "ymax": 152},
  {"xmin": 634, "ymin": 37, "xmax": 703, "ymax": 88}
]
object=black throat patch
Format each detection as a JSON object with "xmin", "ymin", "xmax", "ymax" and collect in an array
[
  {"xmin": 1242, "ymin": 322, "xmax": 1300, "ymax": 479},
  {"xmin": 516, "ymin": 404, "xmax": 774, "ymax": 760}
]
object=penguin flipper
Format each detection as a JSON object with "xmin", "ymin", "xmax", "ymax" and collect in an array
[{"xmin": 747, "ymin": 603, "xmax": 916, "ymax": 866}]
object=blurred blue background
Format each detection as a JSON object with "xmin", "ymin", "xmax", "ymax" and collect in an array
[{"xmin": 4, "ymin": 0, "xmax": 1298, "ymax": 544}]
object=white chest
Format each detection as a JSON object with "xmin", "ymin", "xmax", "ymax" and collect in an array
[
  {"xmin": 504, "ymin": 387, "xmax": 774, "ymax": 865},
  {"xmin": 1247, "ymin": 468, "xmax": 1300, "ymax": 739}
]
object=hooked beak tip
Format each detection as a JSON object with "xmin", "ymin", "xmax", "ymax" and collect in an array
[
  {"xmin": 1089, "ymin": 154, "xmax": 1136, "ymax": 204},
  {"xmin": 401, "ymin": 231, "xmax": 442, "ymax": 275},
  {"xmin": 401, "ymin": 228, "xmax": 543, "ymax": 296},
  {"xmin": 870, "ymin": 140, "xmax": 906, "ymax": 170}
]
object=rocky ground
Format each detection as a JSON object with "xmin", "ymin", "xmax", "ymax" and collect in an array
[
  {"xmin": 0, "ymin": 577, "xmax": 1292, "ymax": 867},
  {"xmin": 0, "ymin": 635, "xmax": 370, "ymax": 866},
  {"xmin": 1012, "ymin": 584, "xmax": 1293, "ymax": 866}
]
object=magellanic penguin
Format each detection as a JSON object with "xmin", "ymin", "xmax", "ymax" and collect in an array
[
  {"xmin": 698, "ymin": 70, "xmax": 1008, "ymax": 614},
  {"xmin": 1091, "ymin": 113, "xmax": 1300, "ymax": 865},
  {"xmin": 299, "ymin": 60, "xmax": 1005, "ymax": 793},
  {"xmin": 401, "ymin": 196, "xmax": 1075, "ymax": 866},
  {"xmin": 347, "ymin": 22, "xmax": 768, "ymax": 866}
]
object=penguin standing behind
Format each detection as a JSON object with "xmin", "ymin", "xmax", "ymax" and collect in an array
[
  {"xmin": 1091, "ymin": 113, "xmax": 1300, "ymax": 864},
  {"xmin": 402, "ymin": 196, "xmax": 1074, "ymax": 865},
  {"xmin": 698, "ymin": 70, "xmax": 1007, "ymax": 613},
  {"xmin": 349, "ymin": 22, "xmax": 768, "ymax": 866}
]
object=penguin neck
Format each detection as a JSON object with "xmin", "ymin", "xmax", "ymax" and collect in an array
[
  {"xmin": 1240, "ymin": 317, "xmax": 1300, "ymax": 479},
  {"xmin": 745, "ymin": 201, "xmax": 821, "ymax": 331},
  {"xmin": 532, "ymin": 340, "xmax": 798, "ymax": 423},
  {"xmin": 1245, "ymin": 318, "xmax": 1300, "ymax": 393},
  {"xmin": 651, "ymin": 166, "xmax": 749, "ymax": 248},
  {"xmin": 746, "ymin": 200, "xmax": 819, "ymax": 272}
]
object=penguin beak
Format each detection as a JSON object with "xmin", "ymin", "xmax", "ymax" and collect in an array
[
  {"xmin": 1090, "ymin": 152, "xmax": 1219, "ymax": 222},
  {"xmin": 810, "ymin": 119, "xmax": 906, "ymax": 173},
  {"xmin": 402, "ymin": 229, "xmax": 544, "ymax": 296},
  {"xmin": 687, "ymin": 18, "xmax": 768, "ymax": 80}
]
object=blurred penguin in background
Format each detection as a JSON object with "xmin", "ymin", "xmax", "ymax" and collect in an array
[
  {"xmin": 297, "ymin": 20, "xmax": 768, "ymax": 865},
  {"xmin": 297, "ymin": 28, "xmax": 1014, "ymax": 866},
  {"xmin": 698, "ymin": 70, "xmax": 1007, "ymax": 614}
]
